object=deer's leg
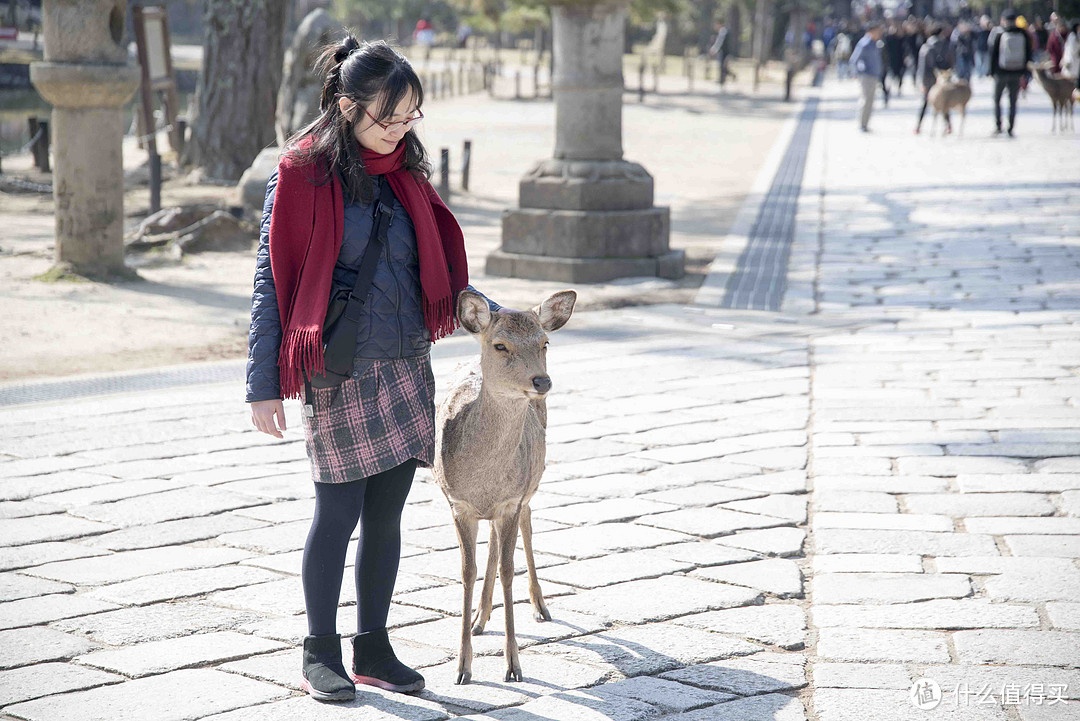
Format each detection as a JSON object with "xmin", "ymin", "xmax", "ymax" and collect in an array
[
  {"xmin": 494, "ymin": 510, "xmax": 523, "ymax": 682},
  {"xmin": 452, "ymin": 513, "xmax": 479, "ymax": 685},
  {"xmin": 519, "ymin": 504, "xmax": 551, "ymax": 622},
  {"xmin": 959, "ymin": 105, "xmax": 966, "ymax": 137},
  {"xmin": 471, "ymin": 523, "xmax": 498, "ymax": 635}
]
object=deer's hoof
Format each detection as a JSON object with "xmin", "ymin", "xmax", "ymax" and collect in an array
[
  {"xmin": 505, "ymin": 667, "xmax": 523, "ymax": 683},
  {"xmin": 533, "ymin": 607, "xmax": 552, "ymax": 622},
  {"xmin": 471, "ymin": 623, "xmax": 486, "ymax": 636},
  {"xmin": 455, "ymin": 671, "xmax": 471, "ymax": 685}
]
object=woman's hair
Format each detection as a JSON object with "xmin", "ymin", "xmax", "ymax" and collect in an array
[{"xmin": 281, "ymin": 34, "xmax": 431, "ymax": 205}]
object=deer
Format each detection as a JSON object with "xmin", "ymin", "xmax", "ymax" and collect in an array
[
  {"xmin": 1033, "ymin": 64, "xmax": 1076, "ymax": 133},
  {"xmin": 433, "ymin": 289, "xmax": 577, "ymax": 685},
  {"xmin": 927, "ymin": 69, "xmax": 972, "ymax": 137}
]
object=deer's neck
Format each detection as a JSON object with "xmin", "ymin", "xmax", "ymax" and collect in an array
[{"xmin": 471, "ymin": 383, "xmax": 531, "ymax": 453}]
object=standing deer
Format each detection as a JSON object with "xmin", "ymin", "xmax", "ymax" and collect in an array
[
  {"xmin": 1033, "ymin": 65, "xmax": 1076, "ymax": 133},
  {"xmin": 927, "ymin": 69, "xmax": 972, "ymax": 136},
  {"xmin": 433, "ymin": 289, "xmax": 576, "ymax": 685}
]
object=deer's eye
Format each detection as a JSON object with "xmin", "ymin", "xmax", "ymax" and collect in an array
[{"xmin": 494, "ymin": 343, "xmax": 508, "ymax": 352}]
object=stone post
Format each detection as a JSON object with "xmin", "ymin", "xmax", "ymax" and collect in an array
[
  {"xmin": 487, "ymin": 0, "xmax": 684, "ymax": 283},
  {"xmin": 30, "ymin": 0, "xmax": 141, "ymax": 279}
]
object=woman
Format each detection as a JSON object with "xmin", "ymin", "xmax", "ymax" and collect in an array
[{"xmin": 245, "ymin": 36, "xmax": 503, "ymax": 702}]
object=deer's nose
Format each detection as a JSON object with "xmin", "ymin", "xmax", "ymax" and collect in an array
[{"xmin": 532, "ymin": 376, "xmax": 552, "ymax": 394}]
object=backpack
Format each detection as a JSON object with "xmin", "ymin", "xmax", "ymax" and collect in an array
[{"xmin": 998, "ymin": 31, "xmax": 1026, "ymax": 71}]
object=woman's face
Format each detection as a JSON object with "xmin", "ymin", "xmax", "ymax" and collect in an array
[{"xmin": 339, "ymin": 90, "xmax": 419, "ymax": 154}]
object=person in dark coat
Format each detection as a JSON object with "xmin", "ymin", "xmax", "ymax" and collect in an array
[
  {"xmin": 914, "ymin": 23, "xmax": 953, "ymax": 134},
  {"xmin": 990, "ymin": 9, "xmax": 1034, "ymax": 136},
  {"xmin": 246, "ymin": 37, "xmax": 506, "ymax": 702},
  {"xmin": 884, "ymin": 21, "xmax": 908, "ymax": 96}
]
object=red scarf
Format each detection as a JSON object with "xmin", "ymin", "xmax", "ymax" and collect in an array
[{"xmin": 269, "ymin": 136, "xmax": 469, "ymax": 400}]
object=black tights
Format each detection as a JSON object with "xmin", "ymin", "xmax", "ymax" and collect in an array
[{"xmin": 302, "ymin": 459, "xmax": 417, "ymax": 636}]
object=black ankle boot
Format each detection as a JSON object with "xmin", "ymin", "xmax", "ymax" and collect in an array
[
  {"xmin": 301, "ymin": 633, "xmax": 355, "ymax": 702},
  {"xmin": 351, "ymin": 627, "xmax": 425, "ymax": 693}
]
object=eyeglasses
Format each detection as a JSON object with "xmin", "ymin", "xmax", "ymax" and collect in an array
[{"xmin": 362, "ymin": 106, "xmax": 423, "ymax": 132}]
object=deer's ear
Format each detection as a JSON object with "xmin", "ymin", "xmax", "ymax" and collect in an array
[
  {"xmin": 532, "ymin": 290, "xmax": 577, "ymax": 332},
  {"xmin": 457, "ymin": 290, "xmax": 491, "ymax": 334}
]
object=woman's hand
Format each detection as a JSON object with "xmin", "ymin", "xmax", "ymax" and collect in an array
[{"xmin": 250, "ymin": 399, "xmax": 287, "ymax": 438}]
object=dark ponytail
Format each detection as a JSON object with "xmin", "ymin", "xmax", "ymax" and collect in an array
[{"xmin": 282, "ymin": 33, "xmax": 431, "ymax": 206}]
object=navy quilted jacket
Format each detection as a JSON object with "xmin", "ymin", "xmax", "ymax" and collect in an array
[{"xmin": 245, "ymin": 169, "xmax": 500, "ymax": 403}]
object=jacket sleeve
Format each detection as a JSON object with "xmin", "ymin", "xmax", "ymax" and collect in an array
[
  {"xmin": 463, "ymin": 284, "xmax": 503, "ymax": 313},
  {"xmin": 245, "ymin": 169, "xmax": 284, "ymax": 403},
  {"xmin": 989, "ymin": 32, "xmax": 999, "ymax": 74}
]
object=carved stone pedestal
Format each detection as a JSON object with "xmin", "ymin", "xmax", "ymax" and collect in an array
[
  {"xmin": 30, "ymin": 0, "xmax": 140, "ymax": 279},
  {"xmin": 487, "ymin": 1, "xmax": 684, "ymax": 284}
]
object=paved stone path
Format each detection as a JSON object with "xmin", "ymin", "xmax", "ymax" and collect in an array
[{"xmin": 1, "ymin": 75, "xmax": 1078, "ymax": 720}]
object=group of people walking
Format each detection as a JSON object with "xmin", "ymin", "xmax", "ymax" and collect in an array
[{"xmin": 840, "ymin": 9, "xmax": 1079, "ymax": 136}]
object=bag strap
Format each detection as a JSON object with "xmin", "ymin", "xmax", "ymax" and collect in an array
[{"xmin": 302, "ymin": 175, "xmax": 395, "ymax": 416}]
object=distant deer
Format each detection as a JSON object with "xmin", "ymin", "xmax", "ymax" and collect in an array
[
  {"xmin": 434, "ymin": 289, "xmax": 576, "ymax": 685},
  {"xmin": 927, "ymin": 69, "xmax": 972, "ymax": 136},
  {"xmin": 1033, "ymin": 65, "xmax": 1076, "ymax": 133}
]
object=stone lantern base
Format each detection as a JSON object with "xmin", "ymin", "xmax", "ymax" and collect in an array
[{"xmin": 487, "ymin": 159, "xmax": 685, "ymax": 283}]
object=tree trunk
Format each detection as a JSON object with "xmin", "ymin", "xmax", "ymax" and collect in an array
[
  {"xmin": 728, "ymin": 1, "xmax": 742, "ymax": 57},
  {"xmin": 182, "ymin": 0, "xmax": 288, "ymax": 182}
]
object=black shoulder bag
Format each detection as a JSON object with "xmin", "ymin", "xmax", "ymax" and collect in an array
[{"xmin": 302, "ymin": 175, "xmax": 393, "ymax": 418}]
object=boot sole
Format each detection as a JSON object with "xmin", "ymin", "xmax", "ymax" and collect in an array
[
  {"xmin": 301, "ymin": 677, "xmax": 355, "ymax": 702},
  {"xmin": 351, "ymin": 673, "xmax": 424, "ymax": 694}
]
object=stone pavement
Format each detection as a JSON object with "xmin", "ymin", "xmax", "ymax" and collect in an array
[{"xmin": 1, "ymin": 73, "xmax": 1079, "ymax": 721}]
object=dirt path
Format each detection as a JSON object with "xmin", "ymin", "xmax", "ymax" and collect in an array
[{"xmin": 1, "ymin": 71, "xmax": 803, "ymax": 385}]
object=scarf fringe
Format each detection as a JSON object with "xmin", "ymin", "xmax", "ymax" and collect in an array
[
  {"xmin": 426, "ymin": 295, "xmax": 457, "ymax": 342},
  {"xmin": 278, "ymin": 325, "xmax": 324, "ymax": 400}
]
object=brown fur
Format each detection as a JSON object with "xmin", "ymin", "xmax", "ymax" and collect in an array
[
  {"xmin": 927, "ymin": 70, "xmax": 972, "ymax": 137},
  {"xmin": 433, "ymin": 289, "xmax": 576, "ymax": 685},
  {"xmin": 1034, "ymin": 65, "xmax": 1076, "ymax": 133}
]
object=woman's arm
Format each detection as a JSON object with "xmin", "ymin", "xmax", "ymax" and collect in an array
[{"xmin": 246, "ymin": 170, "xmax": 284, "ymax": 403}]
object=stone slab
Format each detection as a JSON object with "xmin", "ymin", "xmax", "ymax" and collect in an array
[
  {"xmin": 0, "ymin": 592, "xmax": 119, "ymax": 630},
  {"xmin": 953, "ymin": 630, "xmax": 1080, "ymax": 667},
  {"xmin": 25, "ymin": 546, "xmax": 254, "ymax": 585},
  {"xmin": 52, "ymin": 600, "xmax": 262, "ymax": 645},
  {"xmin": 812, "ymin": 572, "xmax": 971, "ymax": 605},
  {"xmin": 661, "ymin": 691, "xmax": 806, "ymax": 721},
  {"xmin": 671, "ymin": 604, "xmax": 806, "ymax": 649},
  {"xmin": 529, "ymin": 621, "xmax": 764, "ymax": 678},
  {"xmin": 659, "ymin": 651, "xmax": 806, "ymax": 696},
  {"xmin": 693, "ymin": 558, "xmax": 804, "ymax": 598},
  {"xmin": 816, "ymin": 627, "xmax": 950, "ymax": 663},
  {"xmin": 635, "ymin": 507, "xmax": 791, "ymax": 538},
  {"xmin": 812, "ymin": 662, "xmax": 911, "ymax": 689},
  {"xmin": 0, "ymin": 626, "xmax": 99, "ymax": 669},
  {"xmin": 87, "ymin": 564, "xmax": 285, "ymax": 605},
  {"xmin": 0, "ymin": 572, "xmax": 74, "ymax": 602},
  {"xmin": 3, "ymin": 668, "xmax": 291, "ymax": 721},
  {"xmin": 76, "ymin": 630, "xmax": 288, "ymax": 677},
  {"xmin": 814, "ymin": 688, "xmax": 1009, "ymax": 721},
  {"xmin": 553, "ymin": 575, "xmax": 763, "ymax": 625},
  {"xmin": 0, "ymin": 662, "xmax": 124, "ymax": 707},
  {"xmin": 811, "ymin": 599, "xmax": 1039, "ymax": 629},
  {"xmin": 814, "ymin": 529, "xmax": 998, "ymax": 556},
  {"xmin": 535, "ymin": 550, "xmax": 693, "ymax": 589}
]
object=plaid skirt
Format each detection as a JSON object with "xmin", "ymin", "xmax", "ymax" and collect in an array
[{"xmin": 301, "ymin": 355, "xmax": 436, "ymax": 484}]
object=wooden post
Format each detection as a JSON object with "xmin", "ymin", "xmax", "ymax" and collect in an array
[
  {"xmin": 638, "ymin": 57, "xmax": 646, "ymax": 102},
  {"xmin": 515, "ymin": 70, "xmax": 521, "ymax": 99},
  {"xmin": 462, "ymin": 140, "xmax": 471, "ymax": 191},
  {"xmin": 439, "ymin": 147, "xmax": 450, "ymax": 199}
]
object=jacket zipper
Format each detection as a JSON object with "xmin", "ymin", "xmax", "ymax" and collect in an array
[{"xmin": 386, "ymin": 205, "xmax": 404, "ymax": 358}]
